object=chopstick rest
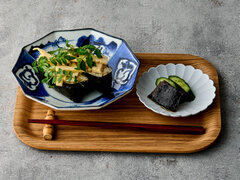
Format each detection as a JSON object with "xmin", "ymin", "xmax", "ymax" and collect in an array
[{"xmin": 42, "ymin": 110, "xmax": 55, "ymax": 140}]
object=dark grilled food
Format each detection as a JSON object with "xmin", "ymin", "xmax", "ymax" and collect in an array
[
  {"xmin": 148, "ymin": 81, "xmax": 185, "ymax": 112},
  {"xmin": 148, "ymin": 75, "xmax": 196, "ymax": 112}
]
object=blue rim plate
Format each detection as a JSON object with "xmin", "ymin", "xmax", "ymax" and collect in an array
[{"xmin": 12, "ymin": 28, "xmax": 140, "ymax": 110}]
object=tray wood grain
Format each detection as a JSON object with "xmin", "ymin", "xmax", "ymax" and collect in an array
[{"xmin": 13, "ymin": 53, "xmax": 221, "ymax": 153}]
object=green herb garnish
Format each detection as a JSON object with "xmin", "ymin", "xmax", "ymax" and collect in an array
[
  {"xmin": 94, "ymin": 48, "xmax": 102, "ymax": 58},
  {"xmin": 48, "ymin": 49, "xmax": 58, "ymax": 55},
  {"xmin": 65, "ymin": 55, "xmax": 75, "ymax": 60},
  {"xmin": 63, "ymin": 70, "xmax": 68, "ymax": 76},
  {"xmin": 74, "ymin": 76, "xmax": 78, "ymax": 83},
  {"xmin": 58, "ymin": 76, "xmax": 63, "ymax": 83},
  {"xmin": 86, "ymin": 54, "xmax": 93, "ymax": 68},
  {"xmin": 68, "ymin": 71, "xmax": 73, "ymax": 82},
  {"xmin": 32, "ymin": 39, "xmax": 103, "ymax": 87},
  {"xmin": 80, "ymin": 60, "xmax": 86, "ymax": 71}
]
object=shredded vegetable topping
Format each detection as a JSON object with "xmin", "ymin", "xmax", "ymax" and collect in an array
[{"xmin": 32, "ymin": 40, "xmax": 109, "ymax": 87}]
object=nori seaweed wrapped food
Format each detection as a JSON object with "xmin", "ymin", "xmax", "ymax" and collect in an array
[
  {"xmin": 86, "ymin": 65, "xmax": 112, "ymax": 93},
  {"xmin": 148, "ymin": 80, "xmax": 185, "ymax": 112},
  {"xmin": 36, "ymin": 70, "xmax": 91, "ymax": 103},
  {"xmin": 149, "ymin": 76, "xmax": 195, "ymax": 112},
  {"xmin": 31, "ymin": 42, "xmax": 113, "ymax": 102},
  {"xmin": 51, "ymin": 80, "xmax": 90, "ymax": 102}
]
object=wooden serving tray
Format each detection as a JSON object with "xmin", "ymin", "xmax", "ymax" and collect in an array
[{"xmin": 13, "ymin": 53, "xmax": 221, "ymax": 153}]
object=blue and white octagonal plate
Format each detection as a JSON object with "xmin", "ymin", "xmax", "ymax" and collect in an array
[{"xmin": 12, "ymin": 28, "xmax": 140, "ymax": 110}]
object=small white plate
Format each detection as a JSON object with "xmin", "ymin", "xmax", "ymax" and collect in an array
[{"xmin": 136, "ymin": 63, "xmax": 216, "ymax": 117}]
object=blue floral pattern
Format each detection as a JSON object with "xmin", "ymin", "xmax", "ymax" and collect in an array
[
  {"xmin": 12, "ymin": 28, "xmax": 140, "ymax": 110},
  {"xmin": 16, "ymin": 65, "xmax": 39, "ymax": 91}
]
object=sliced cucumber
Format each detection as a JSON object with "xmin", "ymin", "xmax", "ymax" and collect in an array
[
  {"xmin": 155, "ymin": 77, "xmax": 176, "ymax": 88},
  {"xmin": 168, "ymin": 75, "xmax": 195, "ymax": 101},
  {"xmin": 168, "ymin": 76, "xmax": 190, "ymax": 92}
]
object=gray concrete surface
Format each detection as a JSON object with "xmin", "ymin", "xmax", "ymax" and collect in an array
[{"xmin": 0, "ymin": 0, "xmax": 239, "ymax": 179}]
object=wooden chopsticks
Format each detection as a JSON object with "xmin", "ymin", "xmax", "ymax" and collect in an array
[{"xmin": 28, "ymin": 119, "xmax": 205, "ymax": 135}]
